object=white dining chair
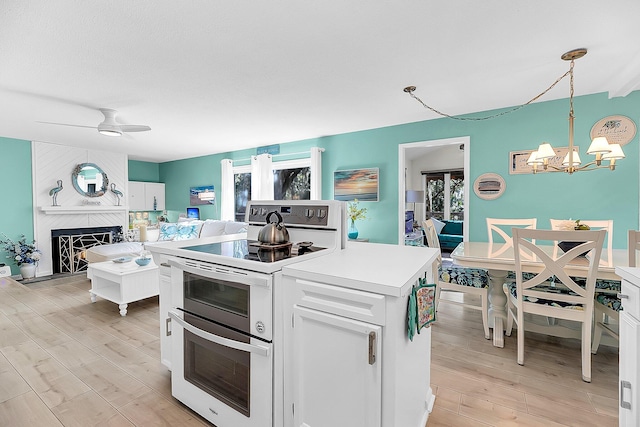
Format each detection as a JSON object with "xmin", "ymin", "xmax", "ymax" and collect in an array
[
  {"xmin": 423, "ymin": 219, "xmax": 490, "ymax": 339},
  {"xmin": 550, "ymin": 219, "xmax": 613, "ymax": 267},
  {"xmin": 591, "ymin": 229, "xmax": 639, "ymax": 353},
  {"xmin": 505, "ymin": 228, "xmax": 605, "ymax": 382},
  {"xmin": 486, "ymin": 217, "xmax": 538, "ymax": 271}
]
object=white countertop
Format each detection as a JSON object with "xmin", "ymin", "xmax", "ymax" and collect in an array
[
  {"xmin": 616, "ymin": 266, "xmax": 640, "ymax": 284},
  {"xmin": 282, "ymin": 242, "xmax": 438, "ymax": 297}
]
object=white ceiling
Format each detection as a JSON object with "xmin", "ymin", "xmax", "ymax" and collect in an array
[{"xmin": 2, "ymin": 1, "xmax": 640, "ymax": 163}]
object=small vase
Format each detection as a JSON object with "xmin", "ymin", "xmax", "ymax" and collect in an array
[
  {"xmin": 348, "ymin": 219, "xmax": 359, "ymax": 240},
  {"xmin": 19, "ymin": 263, "xmax": 36, "ymax": 280}
]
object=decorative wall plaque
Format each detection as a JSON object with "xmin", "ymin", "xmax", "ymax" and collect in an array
[
  {"xmin": 509, "ymin": 146, "xmax": 578, "ymax": 175},
  {"xmin": 473, "ymin": 173, "xmax": 506, "ymax": 200},
  {"xmin": 590, "ymin": 115, "xmax": 636, "ymax": 146}
]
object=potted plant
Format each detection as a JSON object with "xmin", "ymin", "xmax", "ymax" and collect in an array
[
  {"xmin": 0, "ymin": 233, "xmax": 42, "ymax": 279},
  {"xmin": 347, "ymin": 199, "xmax": 367, "ymax": 240}
]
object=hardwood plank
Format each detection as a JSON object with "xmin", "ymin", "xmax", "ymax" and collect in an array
[
  {"xmin": 118, "ymin": 390, "xmax": 210, "ymax": 426},
  {"xmin": 0, "ymin": 352, "xmax": 31, "ymax": 404},
  {"xmin": 426, "ymin": 406, "xmax": 491, "ymax": 426},
  {"xmin": 50, "ymin": 390, "xmax": 134, "ymax": 427},
  {"xmin": 0, "ymin": 390, "xmax": 64, "ymax": 427}
]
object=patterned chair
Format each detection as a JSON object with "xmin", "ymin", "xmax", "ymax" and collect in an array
[
  {"xmin": 423, "ymin": 219, "xmax": 490, "ymax": 339},
  {"xmin": 591, "ymin": 229, "xmax": 639, "ymax": 353},
  {"xmin": 505, "ymin": 228, "xmax": 605, "ymax": 382}
]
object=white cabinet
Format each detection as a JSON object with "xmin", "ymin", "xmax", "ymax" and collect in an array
[
  {"xmin": 281, "ymin": 244, "xmax": 438, "ymax": 427},
  {"xmin": 617, "ymin": 267, "xmax": 640, "ymax": 426},
  {"xmin": 291, "ymin": 305, "xmax": 382, "ymax": 427},
  {"xmin": 158, "ymin": 260, "xmax": 172, "ymax": 370},
  {"xmin": 128, "ymin": 181, "xmax": 165, "ymax": 211}
]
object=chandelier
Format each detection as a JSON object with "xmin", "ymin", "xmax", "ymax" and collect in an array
[{"xmin": 404, "ymin": 48, "xmax": 625, "ymax": 175}]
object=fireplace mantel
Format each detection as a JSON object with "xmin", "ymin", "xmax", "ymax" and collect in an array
[{"xmin": 40, "ymin": 206, "xmax": 128, "ymax": 215}]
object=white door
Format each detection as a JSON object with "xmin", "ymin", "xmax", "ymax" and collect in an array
[
  {"xmin": 620, "ymin": 310, "xmax": 640, "ymax": 426},
  {"xmin": 292, "ymin": 305, "xmax": 382, "ymax": 427}
]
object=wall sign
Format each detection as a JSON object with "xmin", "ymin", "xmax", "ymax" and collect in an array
[
  {"xmin": 474, "ymin": 173, "xmax": 506, "ymax": 200},
  {"xmin": 509, "ymin": 146, "xmax": 578, "ymax": 175},
  {"xmin": 590, "ymin": 115, "xmax": 636, "ymax": 146}
]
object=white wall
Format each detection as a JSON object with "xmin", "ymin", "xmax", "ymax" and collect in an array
[{"xmin": 32, "ymin": 141, "xmax": 129, "ymax": 276}]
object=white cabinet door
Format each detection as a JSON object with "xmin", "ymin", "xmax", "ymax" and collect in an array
[
  {"xmin": 128, "ymin": 181, "xmax": 145, "ymax": 210},
  {"xmin": 292, "ymin": 305, "xmax": 381, "ymax": 427},
  {"xmin": 159, "ymin": 271, "xmax": 172, "ymax": 370},
  {"xmin": 620, "ymin": 310, "xmax": 640, "ymax": 426},
  {"xmin": 145, "ymin": 182, "xmax": 165, "ymax": 211}
]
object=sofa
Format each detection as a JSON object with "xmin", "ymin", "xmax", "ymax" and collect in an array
[
  {"xmin": 85, "ymin": 219, "xmax": 248, "ymax": 263},
  {"xmin": 430, "ymin": 218, "xmax": 463, "ymax": 252}
]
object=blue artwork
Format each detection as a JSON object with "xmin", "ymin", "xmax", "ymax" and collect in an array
[{"xmin": 190, "ymin": 185, "xmax": 215, "ymax": 205}]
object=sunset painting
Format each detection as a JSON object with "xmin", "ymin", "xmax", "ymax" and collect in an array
[{"xmin": 334, "ymin": 168, "xmax": 379, "ymax": 201}]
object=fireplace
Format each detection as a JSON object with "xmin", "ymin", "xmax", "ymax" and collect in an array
[{"xmin": 51, "ymin": 226, "xmax": 123, "ymax": 274}]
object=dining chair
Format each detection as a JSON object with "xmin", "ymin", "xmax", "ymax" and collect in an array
[
  {"xmin": 486, "ymin": 218, "xmax": 537, "ymax": 277},
  {"xmin": 550, "ymin": 219, "xmax": 613, "ymax": 267},
  {"xmin": 591, "ymin": 229, "xmax": 639, "ymax": 353},
  {"xmin": 423, "ymin": 219, "xmax": 490, "ymax": 339},
  {"xmin": 504, "ymin": 228, "xmax": 605, "ymax": 382}
]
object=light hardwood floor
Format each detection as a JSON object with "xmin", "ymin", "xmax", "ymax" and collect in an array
[{"xmin": 0, "ymin": 275, "xmax": 619, "ymax": 426}]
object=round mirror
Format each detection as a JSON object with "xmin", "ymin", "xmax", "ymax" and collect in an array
[{"xmin": 72, "ymin": 163, "xmax": 109, "ymax": 197}]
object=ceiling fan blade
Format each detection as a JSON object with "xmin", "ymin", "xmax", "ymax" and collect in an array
[
  {"xmin": 119, "ymin": 125, "xmax": 151, "ymax": 132},
  {"xmin": 36, "ymin": 121, "xmax": 98, "ymax": 130}
]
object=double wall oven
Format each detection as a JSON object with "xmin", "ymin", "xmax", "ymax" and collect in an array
[{"xmin": 165, "ymin": 201, "xmax": 344, "ymax": 427}]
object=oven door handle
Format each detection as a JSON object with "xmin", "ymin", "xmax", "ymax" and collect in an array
[
  {"xmin": 168, "ymin": 310, "xmax": 270, "ymax": 357},
  {"xmin": 168, "ymin": 259, "xmax": 270, "ymax": 288}
]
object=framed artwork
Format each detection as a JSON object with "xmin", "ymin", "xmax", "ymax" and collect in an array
[
  {"xmin": 473, "ymin": 173, "xmax": 506, "ymax": 200},
  {"xmin": 334, "ymin": 168, "xmax": 379, "ymax": 201},
  {"xmin": 190, "ymin": 185, "xmax": 215, "ymax": 205},
  {"xmin": 509, "ymin": 146, "xmax": 578, "ymax": 175}
]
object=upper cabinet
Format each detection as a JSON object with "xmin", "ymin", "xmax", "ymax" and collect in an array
[{"xmin": 129, "ymin": 181, "xmax": 165, "ymax": 211}]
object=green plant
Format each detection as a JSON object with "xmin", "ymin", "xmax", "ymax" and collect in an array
[
  {"xmin": 0, "ymin": 233, "xmax": 42, "ymax": 266},
  {"xmin": 347, "ymin": 199, "xmax": 367, "ymax": 222}
]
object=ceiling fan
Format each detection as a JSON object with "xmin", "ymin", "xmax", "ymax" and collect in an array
[{"xmin": 38, "ymin": 108, "xmax": 151, "ymax": 137}]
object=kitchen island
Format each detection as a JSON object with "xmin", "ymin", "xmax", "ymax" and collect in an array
[{"xmin": 281, "ymin": 242, "xmax": 438, "ymax": 427}]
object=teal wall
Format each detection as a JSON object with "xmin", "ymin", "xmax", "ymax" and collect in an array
[
  {"xmin": 1, "ymin": 90, "xmax": 638, "ymax": 276},
  {"xmin": 128, "ymin": 160, "xmax": 160, "ymax": 182},
  {"xmin": 156, "ymin": 91, "xmax": 640, "ymax": 247},
  {"xmin": 0, "ymin": 138, "xmax": 34, "ymax": 275}
]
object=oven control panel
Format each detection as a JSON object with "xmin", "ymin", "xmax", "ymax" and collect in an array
[{"xmin": 247, "ymin": 203, "xmax": 332, "ymax": 227}]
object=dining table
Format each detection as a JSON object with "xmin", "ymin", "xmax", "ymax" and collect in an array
[{"xmin": 451, "ymin": 241, "xmax": 628, "ymax": 348}]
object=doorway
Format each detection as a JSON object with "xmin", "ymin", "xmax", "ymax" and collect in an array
[{"xmin": 398, "ymin": 136, "xmax": 470, "ymax": 245}]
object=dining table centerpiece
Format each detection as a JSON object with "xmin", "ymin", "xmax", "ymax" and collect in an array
[
  {"xmin": 557, "ymin": 219, "xmax": 590, "ymax": 255},
  {"xmin": 0, "ymin": 233, "xmax": 42, "ymax": 279},
  {"xmin": 347, "ymin": 199, "xmax": 367, "ymax": 240}
]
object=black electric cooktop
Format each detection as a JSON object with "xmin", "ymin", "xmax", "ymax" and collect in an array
[{"xmin": 181, "ymin": 239, "xmax": 327, "ymax": 263}]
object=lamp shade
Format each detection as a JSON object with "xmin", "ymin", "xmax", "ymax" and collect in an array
[
  {"xmin": 406, "ymin": 190, "xmax": 424, "ymax": 203},
  {"xmin": 526, "ymin": 151, "xmax": 543, "ymax": 165},
  {"xmin": 587, "ymin": 136, "xmax": 612, "ymax": 154},
  {"xmin": 562, "ymin": 150, "xmax": 581, "ymax": 166},
  {"xmin": 602, "ymin": 143, "xmax": 625, "ymax": 160},
  {"xmin": 536, "ymin": 143, "xmax": 556, "ymax": 159}
]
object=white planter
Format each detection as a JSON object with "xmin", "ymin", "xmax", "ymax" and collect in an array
[{"xmin": 19, "ymin": 263, "xmax": 37, "ymax": 279}]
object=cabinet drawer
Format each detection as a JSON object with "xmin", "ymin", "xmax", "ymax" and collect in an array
[
  {"xmin": 621, "ymin": 280, "xmax": 640, "ymax": 320},
  {"xmin": 292, "ymin": 278, "xmax": 386, "ymax": 326}
]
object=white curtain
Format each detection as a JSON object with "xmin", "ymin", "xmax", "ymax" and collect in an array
[
  {"xmin": 310, "ymin": 147, "xmax": 323, "ymax": 200},
  {"xmin": 251, "ymin": 153, "xmax": 274, "ymax": 200},
  {"xmin": 220, "ymin": 159, "xmax": 234, "ymax": 221}
]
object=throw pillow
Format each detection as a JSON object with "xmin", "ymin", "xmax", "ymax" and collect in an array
[
  {"xmin": 158, "ymin": 223, "xmax": 179, "ymax": 241},
  {"xmin": 431, "ymin": 217, "xmax": 446, "ymax": 235},
  {"xmin": 223, "ymin": 221, "xmax": 248, "ymax": 235},
  {"xmin": 200, "ymin": 220, "xmax": 227, "ymax": 238},
  {"xmin": 175, "ymin": 221, "xmax": 204, "ymax": 241}
]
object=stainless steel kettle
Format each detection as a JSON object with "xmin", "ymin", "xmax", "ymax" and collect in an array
[{"xmin": 258, "ymin": 211, "xmax": 290, "ymax": 244}]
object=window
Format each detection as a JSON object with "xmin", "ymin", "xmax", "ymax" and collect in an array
[
  {"xmin": 233, "ymin": 158, "xmax": 312, "ymax": 221},
  {"xmin": 424, "ymin": 170, "xmax": 464, "ymax": 221},
  {"xmin": 234, "ymin": 168, "xmax": 251, "ymax": 222}
]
